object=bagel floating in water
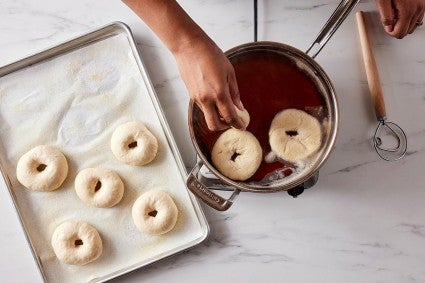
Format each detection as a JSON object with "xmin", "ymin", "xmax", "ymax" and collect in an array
[
  {"xmin": 211, "ymin": 128, "xmax": 262, "ymax": 181},
  {"xmin": 269, "ymin": 109, "xmax": 322, "ymax": 162}
]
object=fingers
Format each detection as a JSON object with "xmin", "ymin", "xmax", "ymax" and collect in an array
[
  {"xmin": 419, "ymin": 12, "xmax": 425, "ymax": 24},
  {"xmin": 201, "ymin": 102, "xmax": 229, "ymax": 131},
  {"xmin": 197, "ymin": 65, "xmax": 245, "ymax": 131},
  {"xmin": 390, "ymin": 0, "xmax": 415, "ymax": 39},
  {"xmin": 216, "ymin": 88, "xmax": 245, "ymax": 130},
  {"xmin": 376, "ymin": 0, "xmax": 395, "ymax": 33},
  {"xmin": 409, "ymin": 7, "xmax": 425, "ymax": 34},
  {"xmin": 407, "ymin": 11, "xmax": 421, "ymax": 34},
  {"xmin": 196, "ymin": 84, "xmax": 244, "ymax": 131},
  {"xmin": 391, "ymin": 12, "xmax": 412, "ymax": 38},
  {"xmin": 387, "ymin": 0, "xmax": 425, "ymax": 38}
]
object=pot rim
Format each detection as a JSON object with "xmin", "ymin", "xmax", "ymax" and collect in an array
[{"xmin": 188, "ymin": 41, "xmax": 339, "ymax": 193}]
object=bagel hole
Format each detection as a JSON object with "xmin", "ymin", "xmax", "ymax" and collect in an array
[
  {"xmin": 74, "ymin": 239, "xmax": 84, "ymax": 246},
  {"xmin": 36, "ymin": 164, "xmax": 47, "ymax": 172},
  {"xmin": 148, "ymin": 210, "xmax": 158, "ymax": 217},
  {"xmin": 286, "ymin": 130, "xmax": 298, "ymax": 137},
  {"xmin": 94, "ymin": 180, "xmax": 102, "ymax": 192},
  {"xmin": 230, "ymin": 152, "xmax": 240, "ymax": 162},
  {"xmin": 128, "ymin": 141, "xmax": 138, "ymax": 148}
]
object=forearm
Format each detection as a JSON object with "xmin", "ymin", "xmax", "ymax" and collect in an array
[
  {"xmin": 123, "ymin": 0, "xmax": 244, "ymax": 130},
  {"xmin": 122, "ymin": 0, "xmax": 212, "ymax": 54}
]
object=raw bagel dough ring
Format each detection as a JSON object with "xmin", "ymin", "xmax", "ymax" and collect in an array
[
  {"xmin": 235, "ymin": 106, "xmax": 250, "ymax": 128},
  {"xmin": 16, "ymin": 145, "xmax": 68, "ymax": 192},
  {"xmin": 269, "ymin": 109, "xmax": 322, "ymax": 162},
  {"xmin": 51, "ymin": 221, "xmax": 102, "ymax": 265},
  {"xmin": 111, "ymin": 121, "xmax": 158, "ymax": 166},
  {"xmin": 132, "ymin": 190, "xmax": 178, "ymax": 235},
  {"xmin": 74, "ymin": 168, "xmax": 124, "ymax": 208},
  {"xmin": 211, "ymin": 128, "xmax": 262, "ymax": 181}
]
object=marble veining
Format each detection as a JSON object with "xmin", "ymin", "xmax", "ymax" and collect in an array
[
  {"xmin": 285, "ymin": 3, "xmax": 331, "ymax": 11},
  {"xmin": 1, "ymin": 1, "xmax": 425, "ymax": 283}
]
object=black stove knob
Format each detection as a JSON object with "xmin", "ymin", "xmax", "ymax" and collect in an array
[{"xmin": 287, "ymin": 186, "xmax": 304, "ymax": 198}]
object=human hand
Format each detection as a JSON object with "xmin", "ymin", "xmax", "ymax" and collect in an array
[
  {"xmin": 173, "ymin": 39, "xmax": 245, "ymax": 131},
  {"xmin": 376, "ymin": 0, "xmax": 425, "ymax": 38},
  {"xmin": 122, "ymin": 0, "xmax": 245, "ymax": 131}
]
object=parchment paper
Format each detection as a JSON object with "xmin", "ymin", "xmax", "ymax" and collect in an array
[{"xmin": 0, "ymin": 33, "xmax": 205, "ymax": 283}]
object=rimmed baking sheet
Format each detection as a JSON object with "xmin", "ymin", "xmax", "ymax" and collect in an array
[{"xmin": 0, "ymin": 22, "xmax": 209, "ymax": 283}]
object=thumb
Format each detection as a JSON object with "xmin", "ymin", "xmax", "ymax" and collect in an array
[{"xmin": 376, "ymin": 0, "xmax": 395, "ymax": 33}]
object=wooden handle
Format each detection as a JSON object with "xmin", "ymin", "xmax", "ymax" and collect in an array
[{"xmin": 356, "ymin": 11, "xmax": 386, "ymax": 120}]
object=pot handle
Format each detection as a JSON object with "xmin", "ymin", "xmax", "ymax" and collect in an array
[
  {"xmin": 306, "ymin": 0, "xmax": 360, "ymax": 59},
  {"xmin": 186, "ymin": 161, "xmax": 240, "ymax": 211}
]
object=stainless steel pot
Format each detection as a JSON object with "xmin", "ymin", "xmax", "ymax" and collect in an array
[{"xmin": 187, "ymin": 0, "xmax": 360, "ymax": 211}]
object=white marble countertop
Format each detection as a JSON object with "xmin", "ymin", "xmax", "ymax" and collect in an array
[{"xmin": 1, "ymin": 1, "xmax": 425, "ymax": 282}]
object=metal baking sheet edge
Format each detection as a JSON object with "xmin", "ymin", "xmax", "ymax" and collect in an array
[{"xmin": 0, "ymin": 21, "xmax": 210, "ymax": 283}]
